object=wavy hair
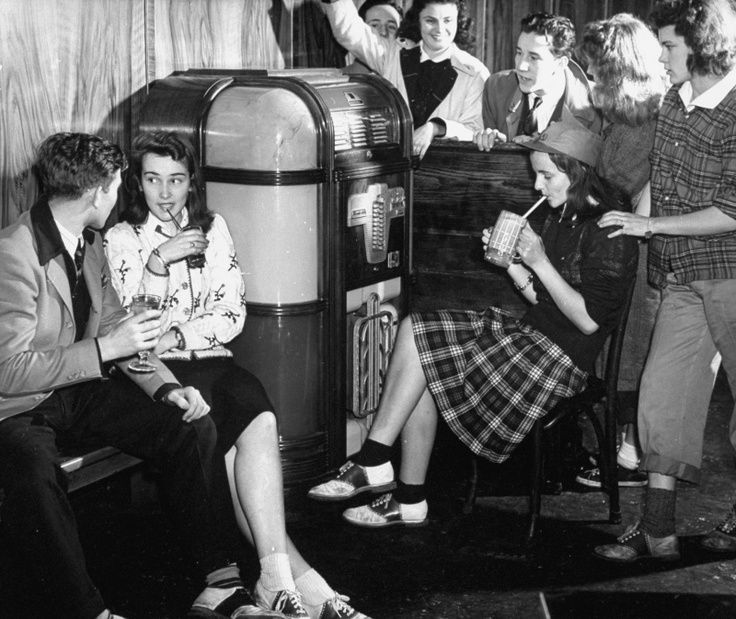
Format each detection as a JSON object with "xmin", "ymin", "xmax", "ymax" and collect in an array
[
  {"xmin": 520, "ymin": 12, "xmax": 577, "ymax": 58},
  {"xmin": 35, "ymin": 133, "xmax": 126, "ymax": 200},
  {"xmin": 579, "ymin": 14, "xmax": 668, "ymax": 125},
  {"xmin": 122, "ymin": 131, "xmax": 213, "ymax": 233},
  {"xmin": 398, "ymin": 0, "xmax": 475, "ymax": 52},
  {"xmin": 547, "ymin": 152, "xmax": 629, "ymax": 221},
  {"xmin": 650, "ymin": 0, "xmax": 736, "ymax": 76}
]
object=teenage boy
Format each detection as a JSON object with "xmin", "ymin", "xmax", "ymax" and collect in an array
[
  {"xmin": 475, "ymin": 12, "xmax": 601, "ymax": 150},
  {"xmin": 594, "ymin": 0, "xmax": 736, "ymax": 562}
]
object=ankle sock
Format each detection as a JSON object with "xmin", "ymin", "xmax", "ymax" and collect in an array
[
  {"xmin": 640, "ymin": 487, "xmax": 676, "ymax": 537},
  {"xmin": 617, "ymin": 441, "xmax": 639, "ymax": 470},
  {"xmin": 354, "ymin": 438, "xmax": 393, "ymax": 467},
  {"xmin": 205, "ymin": 563, "xmax": 242, "ymax": 588},
  {"xmin": 294, "ymin": 568, "xmax": 334, "ymax": 607},
  {"xmin": 393, "ymin": 481, "xmax": 426, "ymax": 505},
  {"xmin": 259, "ymin": 552, "xmax": 295, "ymax": 592}
]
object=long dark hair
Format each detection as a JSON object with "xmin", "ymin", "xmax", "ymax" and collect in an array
[
  {"xmin": 399, "ymin": 0, "xmax": 475, "ymax": 52},
  {"xmin": 548, "ymin": 152, "xmax": 630, "ymax": 221},
  {"xmin": 122, "ymin": 131, "xmax": 213, "ymax": 233}
]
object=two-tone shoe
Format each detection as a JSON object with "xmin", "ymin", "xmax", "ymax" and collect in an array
[
  {"xmin": 342, "ymin": 493, "xmax": 428, "ymax": 528},
  {"xmin": 307, "ymin": 461, "xmax": 395, "ymax": 502},
  {"xmin": 594, "ymin": 522, "xmax": 680, "ymax": 563},
  {"xmin": 701, "ymin": 504, "xmax": 736, "ymax": 553}
]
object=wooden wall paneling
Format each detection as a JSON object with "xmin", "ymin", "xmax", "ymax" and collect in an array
[
  {"xmin": 489, "ymin": 0, "xmax": 550, "ymax": 73},
  {"xmin": 0, "ymin": 0, "xmax": 144, "ymax": 226},
  {"xmin": 147, "ymin": 0, "xmax": 286, "ymax": 81}
]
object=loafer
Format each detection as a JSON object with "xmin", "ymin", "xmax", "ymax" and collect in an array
[
  {"xmin": 701, "ymin": 505, "xmax": 736, "ymax": 553},
  {"xmin": 308, "ymin": 461, "xmax": 395, "ymax": 502},
  {"xmin": 342, "ymin": 493, "xmax": 428, "ymax": 528},
  {"xmin": 594, "ymin": 522, "xmax": 680, "ymax": 563},
  {"xmin": 304, "ymin": 593, "xmax": 372, "ymax": 619}
]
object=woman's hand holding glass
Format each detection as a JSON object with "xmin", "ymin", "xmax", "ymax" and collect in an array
[
  {"xmin": 514, "ymin": 224, "xmax": 546, "ymax": 268},
  {"xmin": 154, "ymin": 227, "xmax": 208, "ymax": 266}
]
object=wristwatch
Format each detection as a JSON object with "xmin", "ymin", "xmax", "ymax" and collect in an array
[{"xmin": 644, "ymin": 218, "xmax": 653, "ymax": 240}]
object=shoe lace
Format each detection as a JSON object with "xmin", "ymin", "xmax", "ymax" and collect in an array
[
  {"xmin": 275, "ymin": 590, "xmax": 307, "ymax": 615},
  {"xmin": 371, "ymin": 493, "xmax": 392, "ymax": 508},
  {"xmin": 329, "ymin": 593, "xmax": 354, "ymax": 615},
  {"xmin": 717, "ymin": 506, "xmax": 736, "ymax": 533},
  {"xmin": 337, "ymin": 460, "xmax": 355, "ymax": 479}
]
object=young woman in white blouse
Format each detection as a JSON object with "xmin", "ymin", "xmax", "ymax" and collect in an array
[{"xmin": 105, "ymin": 131, "xmax": 369, "ymax": 619}]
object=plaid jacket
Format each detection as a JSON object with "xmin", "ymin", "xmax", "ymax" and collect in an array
[{"xmin": 648, "ymin": 84, "xmax": 736, "ymax": 287}]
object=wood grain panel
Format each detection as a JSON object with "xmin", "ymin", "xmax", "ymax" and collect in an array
[
  {"xmin": 0, "ymin": 0, "xmax": 145, "ymax": 226},
  {"xmin": 412, "ymin": 141, "xmax": 548, "ymax": 315}
]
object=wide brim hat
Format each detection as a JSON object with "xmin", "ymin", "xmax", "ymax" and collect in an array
[{"xmin": 521, "ymin": 108, "xmax": 602, "ymax": 167}]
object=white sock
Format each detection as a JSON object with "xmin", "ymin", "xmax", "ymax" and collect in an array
[
  {"xmin": 399, "ymin": 499, "xmax": 428, "ymax": 520},
  {"xmin": 295, "ymin": 568, "xmax": 334, "ymax": 606},
  {"xmin": 259, "ymin": 552, "xmax": 295, "ymax": 592},
  {"xmin": 617, "ymin": 440, "xmax": 639, "ymax": 470}
]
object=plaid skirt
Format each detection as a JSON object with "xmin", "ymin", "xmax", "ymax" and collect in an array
[{"xmin": 411, "ymin": 306, "xmax": 588, "ymax": 463}]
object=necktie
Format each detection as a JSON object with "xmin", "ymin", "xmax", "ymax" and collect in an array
[
  {"xmin": 74, "ymin": 238, "xmax": 85, "ymax": 282},
  {"xmin": 523, "ymin": 95, "xmax": 543, "ymax": 136}
]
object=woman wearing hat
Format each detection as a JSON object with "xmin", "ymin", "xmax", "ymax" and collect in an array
[{"xmin": 308, "ymin": 115, "xmax": 639, "ymax": 528}]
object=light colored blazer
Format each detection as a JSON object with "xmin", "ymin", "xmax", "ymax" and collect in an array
[
  {"xmin": 0, "ymin": 207, "xmax": 178, "ymax": 422},
  {"xmin": 481, "ymin": 61, "xmax": 602, "ymax": 139},
  {"xmin": 325, "ymin": 0, "xmax": 490, "ymax": 140}
]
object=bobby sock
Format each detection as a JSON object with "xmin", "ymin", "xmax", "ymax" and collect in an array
[
  {"xmin": 393, "ymin": 481, "xmax": 426, "ymax": 505},
  {"xmin": 617, "ymin": 440, "xmax": 639, "ymax": 470},
  {"xmin": 295, "ymin": 568, "xmax": 334, "ymax": 607},
  {"xmin": 259, "ymin": 552, "xmax": 296, "ymax": 592},
  {"xmin": 353, "ymin": 438, "xmax": 393, "ymax": 467},
  {"xmin": 640, "ymin": 487, "xmax": 676, "ymax": 538}
]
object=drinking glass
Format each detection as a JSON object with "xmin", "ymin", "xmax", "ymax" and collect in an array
[{"xmin": 127, "ymin": 293, "xmax": 162, "ymax": 373}]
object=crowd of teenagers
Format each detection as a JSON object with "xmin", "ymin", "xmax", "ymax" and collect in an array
[{"xmin": 2, "ymin": 0, "xmax": 736, "ymax": 617}]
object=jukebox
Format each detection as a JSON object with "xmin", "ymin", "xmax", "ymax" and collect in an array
[{"xmin": 138, "ymin": 68, "xmax": 413, "ymax": 490}]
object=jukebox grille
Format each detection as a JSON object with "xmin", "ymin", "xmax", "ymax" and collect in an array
[
  {"xmin": 332, "ymin": 110, "xmax": 393, "ymax": 151},
  {"xmin": 351, "ymin": 294, "xmax": 397, "ymax": 419}
]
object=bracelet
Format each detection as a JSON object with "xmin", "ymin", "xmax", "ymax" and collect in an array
[
  {"xmin": 145, "ymin": 263, "xmax": 168, "ymax": 277},
  {"xmin": 171, "ymin": 326, "xmax": 186, "ymax": 350},
  {"xmin": 151, "ymin": 247, "xmax": 169, "ymax": 269},
  {"xmin": 514, "ymin": 274, "xmax": 534, "ymax": 292}
]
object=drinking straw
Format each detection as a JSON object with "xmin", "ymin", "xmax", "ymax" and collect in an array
[{"xmin": 522, "ymin": 196, "xmax": 547, "ymax": 219}]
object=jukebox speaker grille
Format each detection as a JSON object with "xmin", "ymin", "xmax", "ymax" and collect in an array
[{"xmin": 351, "ymin": 294, "xmax": 398, "ymax": 419}]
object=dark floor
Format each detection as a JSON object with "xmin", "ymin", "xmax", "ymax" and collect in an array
[{"xmin": 3, "ymin": 372, "xmax": 736, "ymax": 618}]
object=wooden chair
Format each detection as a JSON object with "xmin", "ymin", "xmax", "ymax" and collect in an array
[{"xmin": 464, "ymin": 281, "xmax": 636, "ymax": 545}]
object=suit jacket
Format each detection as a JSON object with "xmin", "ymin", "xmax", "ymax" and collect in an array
[
  {"xmin": 325, "ymin": 0, "xmax": 489, "ymax": 140},
  {"xmin": 0, "ymin": 199, "xmax": 179, "ymax": 421},
  {"xmin": 482, "ymin": 60, "xmax": 602, "ymax": 138}
]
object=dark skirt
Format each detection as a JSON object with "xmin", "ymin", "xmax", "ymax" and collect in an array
[
  {"xmin": 164, "ymin": 358, "xmax": 274, "ymax": 453},
  {"xmin": 411, "ymin": 306, "xmax": 588, "ymax": 463}
]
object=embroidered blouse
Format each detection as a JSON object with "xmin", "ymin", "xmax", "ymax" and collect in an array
[{"xmin": 104, "ymin": 211, "xmax": 245, "ymax": 360}]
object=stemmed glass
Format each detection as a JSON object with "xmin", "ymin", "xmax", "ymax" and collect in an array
[{"xmin": 128, "ymin": 293, "xmax": 162, "ymax": 373}]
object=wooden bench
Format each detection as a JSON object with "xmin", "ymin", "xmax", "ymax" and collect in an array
[
  {"xmin": 60, "ymin": 446, "xmax": 142, "ymax": 494},
  {"xmin": 0, "ymin": 447, "xmax": 142, "ymax": 505}
]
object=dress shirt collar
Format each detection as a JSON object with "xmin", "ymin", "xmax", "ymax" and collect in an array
[
  {"xmin": 419, "ymin": 41, "xmax": 453, "ymax": 64},
  {"xmin": 679, "ymin": 66, "xmax": 736, "ymax": 110}
]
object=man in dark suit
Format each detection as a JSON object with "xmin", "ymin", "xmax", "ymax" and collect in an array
[
  {"xmin": 0, "ymin": 133, "xmax": 279, "ymax": 619},
  {"xmin": 475, "ymin": 12, "xmax": 601, "ymax": 150}
]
